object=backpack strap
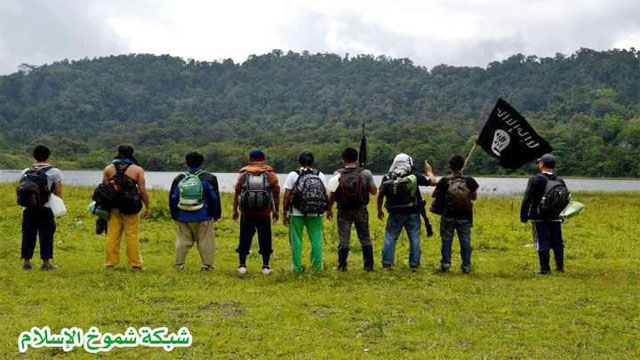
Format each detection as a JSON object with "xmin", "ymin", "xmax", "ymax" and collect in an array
[
  {"xmin": 115, "ymin": 163, "xmax": 131, "ymax": 177},
  {"xmin": 240, "ymin": 170, "xmax": 249, "ymax": 190},
  {"xmin": 30, "ymin": 166, "xmax": 54, "ymax": 193},
  {"xmin": 26, "ymin": 165, "xmax": 52, "ymax": 177},
  {"xmin": 34, "ymin": 165, "xmax": 53, "ymax": 173},
  {"xmin": 261, "ymin": 171, "xmax": 271, "ymax": 190},
  {"xmin": 293, "ymin": 168, "xmax": 316, "ymax": 189}
]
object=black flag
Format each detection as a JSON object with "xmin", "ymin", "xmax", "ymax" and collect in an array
[
  {"xmin": 359, "ymin": 123, "xmax": 367, "ymax": 168},
  {"xmin": 476, "ymin": 98, "xmax": 553, "ymax": 169}
]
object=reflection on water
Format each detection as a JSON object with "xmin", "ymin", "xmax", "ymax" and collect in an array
[{"xmin": 2, "ymin": 170, "xmax": 640, "ymax": 195}]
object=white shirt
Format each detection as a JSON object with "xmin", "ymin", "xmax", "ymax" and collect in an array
[
  {"xmin": 284, "ymin": 169, "xmax": 327, "ymax": 216},
  {"xmin": 326, "ymin": 172, "xmax": 340, "ymax": 194},
  {"xmin": 326, "ymin": 167, "xmax": 375, "ymax": 194}
]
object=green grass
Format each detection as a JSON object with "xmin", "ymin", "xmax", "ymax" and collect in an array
[{"xmin": 0, "ymin": 184, "xmax": 639, "ymax": 359}]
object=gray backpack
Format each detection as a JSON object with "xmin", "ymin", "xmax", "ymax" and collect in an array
[
  {"xmin": 239, "ymin": 171, "xmax": 272, "ymax": 211},
  {"xmin": 446, "ymin": 176, "xmax": 472, "ymax": 212}
]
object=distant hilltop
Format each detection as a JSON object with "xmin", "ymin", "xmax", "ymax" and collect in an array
[{"xmin": 0, "ymin": 48, "xmax": 638, "ymax": 177}]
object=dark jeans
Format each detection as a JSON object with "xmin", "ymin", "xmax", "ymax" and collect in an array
[
  {"xmin": 337, "ymin": 207, "xmax": 371, "ymax": 249},
  {"xmin": 237, "ymin": 213, "xmax": 272, "ymax": 265},
  {"xmin": 440, "ymin": 217, "xmax": 472, "ymax": 268},
  {"xmin": 532, "ymin": 221, "xmax": 563, "ymax": 251},
  {"xmin": 21, "ymin": 207, "xmax": 56, "ymax": 260}
]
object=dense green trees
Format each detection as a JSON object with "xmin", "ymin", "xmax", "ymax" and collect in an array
[{"xmin": 0, "ymin": 48, "xmax": 638, "ymax": 176}]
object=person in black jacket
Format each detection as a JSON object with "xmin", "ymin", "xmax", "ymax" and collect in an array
[{"xmin": 521, "ymin": 154, "xmax": 566, "ymax": 274}]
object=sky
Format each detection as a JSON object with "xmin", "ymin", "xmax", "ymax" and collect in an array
[{"xmin": 0, "ymin": 0, "xmax": 638, "ymax": 74}]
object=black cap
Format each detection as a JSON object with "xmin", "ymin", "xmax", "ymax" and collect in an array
[
  {"xmin": 116, "ymin": 145, "xmax": 138, "ymax": 164},
  {"xmin": 537, "ymin": 153, "xmax": 556, "ymax": 168},
  {"xmin": 117, "ymin": 145, "xmax": 134, "ymax": 157}
]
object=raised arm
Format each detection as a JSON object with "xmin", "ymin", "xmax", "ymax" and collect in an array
[{"xmin": 424, "ymin": 160, "xmax": 437, "ymax": 186}]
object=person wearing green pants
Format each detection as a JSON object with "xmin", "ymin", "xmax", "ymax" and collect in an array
[{"xmin": 283, "ymin": 151, "xmax": 328, "ymax": 273}]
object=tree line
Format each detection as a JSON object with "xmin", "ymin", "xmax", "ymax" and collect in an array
[{"xmin": 0, "ymin": 48, "xmax": 638, "ymax": 176}]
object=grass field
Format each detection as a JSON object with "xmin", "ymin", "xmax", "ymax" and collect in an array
[{"xmin": 0, "ymin": 183, "xmax": 639, "ymax": 359}]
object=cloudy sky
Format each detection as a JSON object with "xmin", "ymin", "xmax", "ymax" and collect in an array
[{"xmin": 0, "ymin": 0, "xmax": 638, "ymax": 74}]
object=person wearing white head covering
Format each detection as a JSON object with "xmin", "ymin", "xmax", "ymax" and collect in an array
[
  {"xmin": 378, "ymin": 153, "xmax": 437, "ymax": 271},
  {"xmin": 388, "ymin": 153, "xmax": 414, "ymax": 177}
]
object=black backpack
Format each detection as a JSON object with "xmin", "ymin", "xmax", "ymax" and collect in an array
[
  {"xmin": 17, "ymin": 166, "xmax": 52, "ymax": 208},
  {"xmin": 292, "ymin": 169, "xmax": 327, "ymax": 215},
  {"xmin": 381, "ymin": 173, "xmax": 418, "ymax": 210},
  {"xmin": 239, "ymin": 171, "xmax": 272, "ymax": 211},
  {"xmin": 537, "ymin": 176, "xmax": 570, "ymax": 220},
  {"xmin": 336, "ymin": 168, "xmax": 368, "ymax": 211},
  {"xmin": 93, "ymin": 163, "xmax": 142, "ymax": 215}
]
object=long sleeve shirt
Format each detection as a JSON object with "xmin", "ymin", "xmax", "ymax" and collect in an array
[{"xmin": 169, "ymin": 167, "xmax": 222, "ymax": 223}]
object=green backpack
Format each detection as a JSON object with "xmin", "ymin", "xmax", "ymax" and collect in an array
[{"xmin": 178, "ymin": 171, "xmax": 205, "ymax": 211}]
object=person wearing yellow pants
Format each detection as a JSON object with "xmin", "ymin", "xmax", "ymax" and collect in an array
[
  {"xmin": 101, "ymin": 146, "xmax": 151, "ymax": 271},
  {"xmin": 105, "ymin": 210, "xmax": 142, "ymax": 268}
]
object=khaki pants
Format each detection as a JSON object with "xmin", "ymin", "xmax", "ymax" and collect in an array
[
  {"xmin": 175, "ymin": 221, "xmax": 215, "ymax": 267},
  {"xmin": 105, "ymin": 210, "xmax": 142, "ymax": 267}
]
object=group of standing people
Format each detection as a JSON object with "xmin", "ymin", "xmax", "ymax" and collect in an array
[{"xmin": 17, "ymin": 145, "xmax": 566, "ymax": 276}]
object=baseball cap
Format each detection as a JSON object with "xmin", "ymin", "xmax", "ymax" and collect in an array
[{"xmin": 537, "ymin": 153, "xmax": 556, "ymax": 168}]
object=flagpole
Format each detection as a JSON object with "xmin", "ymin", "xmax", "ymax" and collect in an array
[{"xmin": 463, "ymin": 142, "xmax": 477, "ymax": 169}]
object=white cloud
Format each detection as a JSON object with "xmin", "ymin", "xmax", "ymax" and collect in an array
[{"xmin": 0, "ymin": 0, "xmax": 638, "ymax": 74}]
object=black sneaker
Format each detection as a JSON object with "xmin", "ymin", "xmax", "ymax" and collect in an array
[
  {"xmin": 535, "ymin": 269, "xmax": 550, "ymax": 275},
  {"xmin": 200, "ymin": 265, "xmax": 213, "ymax": 272},
  {"xmin": 439, "ymin": 263, "xmax": 451, "ymax": 273},
  {"xmin": 41, "ymin": 264, "xmax": 58, "ymax": 271},
  {"xmin": 462, "ymin": 266, "xmax": 471, "ymax": 274},
  {"xmin": 23, "ymin": 263, "xmax": 32, "ymax": 270}
]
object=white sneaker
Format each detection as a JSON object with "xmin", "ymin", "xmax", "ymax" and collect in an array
[
  {"xmin": 238, "ymin": 266, "xmax": 247, "ymax": 275},
  {"xmin": 262, "ymin": 267, "xmax": 271, "ymax": 275}
]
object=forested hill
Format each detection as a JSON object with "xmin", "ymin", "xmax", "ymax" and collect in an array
[{"xmin": 0, "ymin": 48, "xmax": 638, "ymax": 176}]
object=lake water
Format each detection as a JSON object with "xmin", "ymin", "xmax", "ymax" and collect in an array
[{"xmin": 2, "ymin": 170, "xmax": 640, "ymax": 196}]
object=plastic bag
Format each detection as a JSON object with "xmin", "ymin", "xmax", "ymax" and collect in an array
[
  {"xmin": 560, "ymin": 201, "xmax": 584, "ymax": 220},
  {"xmin": 88, "ymin": 201, "xmax": 109, "ymax": 221},
  {"xmin": 49, "ymin": 194, "xmax": 67, "ymax": 218}
]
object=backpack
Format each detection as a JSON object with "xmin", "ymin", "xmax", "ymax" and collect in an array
[
  {"xmin": 17, "ymin": 166, "xmax": 52, "ymax": 208},
  {"xmin": 93, "ymin": 182, "xmax": 117, "ymax": 209},
  {"xmin": 336, "ymin": 168, "xmax": 368, "ymax": 211},
  {"xmin": 239, "ymin": 171, "xmax": 272, "ymax": 211},
  {"xmin": 178, "ymin": 171, "xmax": 205, "ymax": 211},
  {"xmin": 95, "ymin": 163, "xmax": 143, "ymax": 215},
  {"xmin": 446, "ymin": 176, "xmax": 473, "ymax": 212},
  {"xmin": 292, "ymin": 169, "xmax": 327, "ymax": 215},
  {"xmin": 537, "ymin": 177, "xmax": 570, "ymax": 220},
  {"xmin": 382, "ymin": 173, "xmax": 418, "ymax": 210}
]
